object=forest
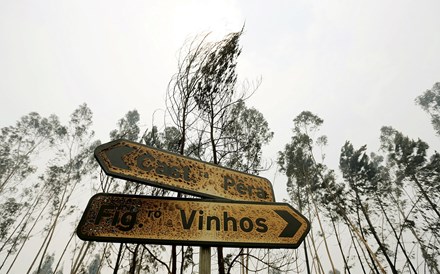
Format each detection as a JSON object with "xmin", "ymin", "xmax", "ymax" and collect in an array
[{"xmin": 0, "ymin": 29, "xmax": 439, "ymax": 274}]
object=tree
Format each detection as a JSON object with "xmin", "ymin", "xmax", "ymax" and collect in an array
[
  {"xmin": 168, "ymin": 29, "xmax": 244, "ymax": 274},
  {"xmin": 278, "ymin": 111, "xmax": 337, "ymax": 274},
  {"xmin": 340, "ymin": 142, "xmax": 398, "ymax": 274},
  {"xmin": 26, "ymin": 104, "xmax": 99, "ymax": 274},
  {"xmin": 32, "ymin": 254, "xmax": 54, "ymax": 274},
  {"xmin": 415, "ymin": 82, "xmax": 440, "ymax": 136},
  {"xmin": 218, "ymin": 99, "xmax": 273, "ymax": 174},
  {"xmin": 0, "ymin": 112, "xmax": 61, "ymax": 194},
  {"xmin": 86, "ymin": 254, "xmax": 100, "ymax": 274},
  {"xmin": 100, "ymin": 110, "xmax": 181, "ymax": 274},
  {"xmin": 166, "ymin": 28, "xmax": 279, "ymax": 274},
  {"xmin": 380, "ymin": 126, "xmax": 440, "ymax": 273},
  {"xmin": 0, "ymin": 112, "xmax": 63, "ymax": 272},
  {"xmin": 110, "ymin": 110, "xmax": 141, "ymax": 141}
]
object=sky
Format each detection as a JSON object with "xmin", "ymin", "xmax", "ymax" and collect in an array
[{"xmin": 1, "ymin": 0, "xmax": 440, "ymax": 208}]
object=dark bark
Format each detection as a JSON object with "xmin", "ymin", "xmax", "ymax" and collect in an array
[
  {"xmin": 354, "ymin": 190, "xmax": 398, "ymax": 274},
  {"xmin": 113, "ymin": 244, "xmax": 124, "ymax": 274}
]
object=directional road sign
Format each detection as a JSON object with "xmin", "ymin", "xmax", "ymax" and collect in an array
[
  {"xmin": 94, "ymin": 139, "xmax": 275, "ymax": 202},
  {"xmin": 77, "ymin": 193, "xmax": 310, "ymax": 248}
]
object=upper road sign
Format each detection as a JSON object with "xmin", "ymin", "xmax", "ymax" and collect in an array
[
  {"xmin": 94, "ymin": 139, "xmax": 275, "ymax": 202},
  {"xmin": 77, "ymin": 193, "xmax": 310, "ymax": 248}
]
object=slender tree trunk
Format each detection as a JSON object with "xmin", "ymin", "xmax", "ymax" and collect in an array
[
  {"xmin": 35, "ymin": 182, "xmax": 71, "ymax": 274},
  {"xmin": 353, "ymin": 189, "xmax": 398, "ymax": 274},
  {"xmin": 180, "ymin": 246, "xmax": 185, "ymax": 274},
  {"xmin": 36, "ymin": 220, "xmax": 58, "ymax": 273},
  {"xmin": 113, "ymin": 243, "xmax": 124, "ymax": 274},
  {"xmin": 0, "ymin": 194, "xmax": 42, "ymax": 270},
  {"xmin": 355, "ymin": 205, "xmax": 381, "ymax": 274},
  {"xmin": 348, "ymin": 228, "xmax": 367, "ymax": 274},
  {"xmin": 97, "ymin": 243, "xmax": 110, "ymax": 274},
  {"xmin": 376, "ymin": 198, "xmax": 417, "ymax": 273},
  {"xmin": 32, "ymin": 158, "xmax": 81, "ymax": 274},
  {"xmin": 411, "ymin": 175, "xmax": 440, "ymax": 218},
  {"xmin": 52, "ymin": 231, "xmax": 76, "ymax": 274},
  {"xmin": 310, "ymin": 196, "xmax": 336, "ymax": 274},
  {"xmin": 128, "ymin": 244, "xmax": 139, "ymax": 274},
  {"xmin": 0, "ymin": 191, "xmax": 41, "ymax": 254},
  {"xmin": 307, "ymin": 235, "xmax": 324, "ymax": 274},
  {"xmin": 295, "ymin": 183, "xmax": 310, "ymax": 274},
  {"xmin": 393, "ymin": 194, "xmax": 440, "ymax": 274},
  {"xmin": 344, "ymin": 215, "xmax": 387, "ymax": 274},
  {"xmin": 245, "ymin": 248, "xmax": 249, "ymax": 274},
  {"xmin": 136, "ymin": 246, "xmax": 146, "ymax": 274},
  {"xmin": 26, "ymin": 217, "xmax": 56, "ymax": 274},
  {"xmin": 329, "ymin": 214, "xmax": 352, "ymax": 274},
  {"xmin": 0, "ymin": 140, "xmax": 44, "ymax": 194},
  {"xmin": 6, "ymin": 198, "xmax": 50, "ymax": 274},
  {"xmin": 70, "ymin": 241, "xmax": 92, "ymax": 274},
  {"xmin": 171, "ymin": 244, "xmax": 177, "ymax": 274},
  {"xmin": 217, "ymin": 248, "xmax": 225, "ymax": 274}
]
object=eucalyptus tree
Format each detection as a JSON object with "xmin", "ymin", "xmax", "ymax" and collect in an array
[
  {"xmin": 166, "ymin": 28, "xmax": 279, "ymax": 274},
  {"xmin": 217, "ymin": 99, "xmax": 273, "ymax": 174},
  {"xmin": 166, "ymin": 31, "xmax": 217, "ymax": 273},
  {"xmin": 339, "ymin": 142, "xmax": 399, "ymax": 274},
  {"xmin": 277, "ymin": 111, "xmax": 338, "ymax": 274},
  {"xmin": 379, "ymin": 126, "xmax": 440, "ymax": 273},
  {"xmin": 98, "ymin": 110, "xmax": 181, "ymax": 274},
  {"xmin": 25, "ymin": 104, "xmax": 100, "ymax": 274},
  {"xmin": 121, "ymin": 125, "xmax": 181, "ymax": 274},
  {"xmin": 380, "ymin": 126, "xmax": 440, "ymax": 219},
  {"xmin": 189, "ymin": 28, "xmax": 252, "ymax": 274},
  {"xmin": 31, "ymin": 254, "xmax": 60, "ymax": 274},
  {"xmin": 0, "ymin": 112, "xmax": 62, "ymax": 272},
  {"xmin": 65, "ymin": 109, "xmax": 144, "ymax": 274},
  {"xmin": 166, "ymin": 32, "xmax": 212, "ymax": 156},
  {"xmin": 110, "ymin": 110, "xmax": 141, "ymax": 142},
  {"xmin": 190, "ymin": 30, "xmax": 278, "ymax": 274},
  {"xmin": 209, "ymin": 100, "xmax": 273, "ymax": 274},
  {"xmin": 416, "ymin": 82, "xmax": 440, "ymax": 136},
  {"xmin": 0, "ymin": 112, "xmax": 61, "ymax": 194},
  {"xmin": 336, "ymin": 124, "xmax": 440, "ymax": 273}
]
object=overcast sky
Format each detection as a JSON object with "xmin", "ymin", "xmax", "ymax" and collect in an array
[{"xmin": 1, "ymin": 0, "xmax": 439, "ymax": 201}]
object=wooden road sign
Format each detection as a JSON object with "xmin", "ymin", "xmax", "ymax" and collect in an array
[
  {"xmin": 76, "ymin": 193, "xmax": 310, "ymax": 249},
  {"xmin": 94, "ymin": 139, "xmax": 275, "ymax": 202}
]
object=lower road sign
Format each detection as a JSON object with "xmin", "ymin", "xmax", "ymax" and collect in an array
[{"xmin": 77, "ymin": 193, "xmax": 310, "ymax": 248}]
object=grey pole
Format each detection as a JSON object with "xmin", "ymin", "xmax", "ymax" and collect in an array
[{"xmin": 199, "ymin": 246, "xmax": 211, "ymax": 274}]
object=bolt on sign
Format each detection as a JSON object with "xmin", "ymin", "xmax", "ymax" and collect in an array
[
  {"xmin": 94, "ymin": 139, "xmax": 275, "ymax": 202},
  {"xmin": 77, "ymin": 193, "xmax": 310, "ymax": 248}
]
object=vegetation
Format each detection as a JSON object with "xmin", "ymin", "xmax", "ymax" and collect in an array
[{"xmin": 0, "ymin": 28, "xmax": 438, "ymax": 273}]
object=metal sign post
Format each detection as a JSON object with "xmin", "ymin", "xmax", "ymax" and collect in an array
[
  {"xmin": 78, "ymin": 141, "xmax": 311, "ymax": 273},
  {"xmin": 199, "ymin": 246, "xmax": 210, "ymax": 274}
]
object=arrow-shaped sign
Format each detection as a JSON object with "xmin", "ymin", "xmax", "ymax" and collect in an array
[
  {"xmin": 77, "ymin": 193, "xmax": 310, "ymax": 248},
  {"xmin": 94, "ymin": 139, "xmax": 275, "ymax": 202}
]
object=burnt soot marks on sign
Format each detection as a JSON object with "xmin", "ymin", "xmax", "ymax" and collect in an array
[
  {"xmin": 77, "ymin": 140, "xmax": 310, "ymax": 249},
  {"xmin": 180, "ymin": 210, "xmax": 268, "ymax": 233},
  {"xmin": 95, "ymin": 139, "xmax": 275, "ymax": 202},
  {"xmin": 77, "ymin": 194, "xmax": 311, "ymax": 249}
]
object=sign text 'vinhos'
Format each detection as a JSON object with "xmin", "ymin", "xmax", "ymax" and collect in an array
[{"xmin": 77, "ymin": 193, "xmax": 310, "ymax": 248}]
